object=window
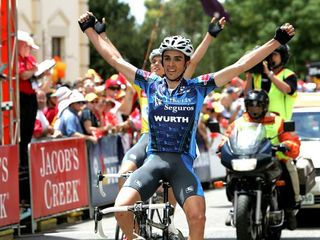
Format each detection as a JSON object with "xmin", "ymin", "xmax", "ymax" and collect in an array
[{"xmin": 52, "ymin": 37, "xmax": 62, "ymax": 58}]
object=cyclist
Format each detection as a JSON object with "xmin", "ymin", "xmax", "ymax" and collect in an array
[
  {"xmin": 220, "ymin": 89, "xmax": 301, "ymax": 230},
  {"xmin": 79, "ymin": 12, "xmax": 295, "ymax": 239},
  {"xmin": 245, "ymin": 44, "xmax": 297, "ymax": 120},
  {"xmin": 93, "ymin": 14, "xmax": 226, "ymax": 237}
]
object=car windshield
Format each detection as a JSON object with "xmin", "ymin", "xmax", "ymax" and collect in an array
[
  {"xmin": 293, "ymin": 111, "xmax": 320, "ymax": 139},
  {"xmin": 228, "ymin": 122, "xmax": 266, "ymax": 155}
]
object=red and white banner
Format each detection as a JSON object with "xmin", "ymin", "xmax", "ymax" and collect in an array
[
  {"xmin": 29, "ymin": 138, "xmax": 89, "ymax": 219},
  {"xmin": 0, "ymin": 145, "xmax": 19, "ymax": 227}
]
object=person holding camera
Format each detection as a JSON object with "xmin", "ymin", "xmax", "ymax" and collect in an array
[{"xmin": 245, "ymin": 44, "xmax": 297, "ymax": 120}]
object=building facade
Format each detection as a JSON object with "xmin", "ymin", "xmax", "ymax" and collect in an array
[{"xmin": 17, "ymin": 0, "xmax": 90, "ymax": 85}]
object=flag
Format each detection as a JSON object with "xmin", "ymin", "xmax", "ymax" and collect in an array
[{"xmin": 199, "ymin": 0, "xmax": 230, "ymax": 22}]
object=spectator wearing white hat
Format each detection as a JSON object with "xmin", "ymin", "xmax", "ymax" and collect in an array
[
  {"xmin": 51, "ymin": 86, "xmax": 72, "ymax": 131},
  {"xmin": 58, "ymin": 90, "xmax": 97, "ymax": 143},
  {"xmin": 52, "ymin": 86, "xmax": 72, "ymax": 116}
]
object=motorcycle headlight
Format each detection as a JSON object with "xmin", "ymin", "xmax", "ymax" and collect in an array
[{"xmin": 231, "ymin": 158, "xmax": 257, "ymax": 171}]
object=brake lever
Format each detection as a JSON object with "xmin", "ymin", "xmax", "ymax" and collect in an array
[
  {"xmin": 96, "ymin": 171, "xmax": 106, "ymax": 197},
  {"xmin": 96, "ymin": 171, "xmax": 104, "ymax": 187},
  {"xmin": 278, "ymin": 143, "xmax": 289, "ymax": 153},
  {"xmin": 94, "ymin": 207, "xmax": 102, "ymax": 233}
]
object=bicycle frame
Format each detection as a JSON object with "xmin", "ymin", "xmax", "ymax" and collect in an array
[{"xmin": 94, "ymin": 171, "xmax": 175, "ymax": 239}]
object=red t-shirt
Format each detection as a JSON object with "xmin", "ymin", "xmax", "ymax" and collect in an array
[
  {"xmin": 18, "ymin": 54, "xmax": 37, "ymax": 94},
  {"xmin": 43, "ymin": 106, "xmax": 58, "ymax": 124}
]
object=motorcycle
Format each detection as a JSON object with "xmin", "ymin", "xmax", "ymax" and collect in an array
[{"xmin": 211, "ymin": 121, "xmax": 296, "ymax": 240}]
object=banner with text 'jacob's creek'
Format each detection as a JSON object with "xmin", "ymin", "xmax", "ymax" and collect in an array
[
  {"xmin": 0, "ymin": 145, "xmax": 19, "ymax": 228},
  {"xmin": 29, "ymin": 138, "xmax": 89, "ymax": 219}
]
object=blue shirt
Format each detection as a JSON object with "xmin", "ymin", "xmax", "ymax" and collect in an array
[
  {"xmin": 134, "ymin": 69, "xmax": 217, "ymax": 160},
  {"xmin": 59, "ymin": 107, "xmax": 84, "ymax": 136}
]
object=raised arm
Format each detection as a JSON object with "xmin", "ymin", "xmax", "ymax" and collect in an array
[
  {"xmin": 78, "ymin": 12, "xmax": 137, "ymax": 84},
  {"xmin": 244, "ymin": 72, "xmax": 253, "ymax": 96},
  {"xmin": 214, "ymin": 23, "xmax": 295, "ymax": 87},
  {"xmin": 184, "ymin": 17, "xmax": 226, "ymax": 79},
  {"xmin": 94, "ymin": 17, "xmax": 122, "ymax": 59}
]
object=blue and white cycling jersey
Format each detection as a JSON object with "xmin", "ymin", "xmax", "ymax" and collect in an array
[{"xmin": 134, "ymin": 69, "xmax": 217, "ymax": 160}]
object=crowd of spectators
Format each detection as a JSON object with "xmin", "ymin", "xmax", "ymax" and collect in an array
[
  {"xmin": 15, "ymin": 30, "xmax": 319, "ymax": 162},
  {"xmin": 32, "ymin": 70, "xmax": 139, "ymax": 151},
  {"xmin": 26, "ymin": 63, "xmax": 320, "ymax": 162}
]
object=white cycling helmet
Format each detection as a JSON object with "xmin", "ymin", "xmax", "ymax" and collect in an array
[
  {"xmin": 159, "ymin": 35, "xmax": 194, "ymax": 57},
  {"xmin": 149, "ymin": 48, "xmax": 161, "ymax": 62}
]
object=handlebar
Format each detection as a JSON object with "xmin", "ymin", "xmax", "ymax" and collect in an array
[
  {"xmin": 272, "ymin": 143, "xmax": 289, "ymax": 156},
  {"xmin": 96, "ymin": 171, "xmax": 132, "ymax": 197},
  {"xmin": 94, "ymin": 202, "xmax": 168, "ymax": 237}
]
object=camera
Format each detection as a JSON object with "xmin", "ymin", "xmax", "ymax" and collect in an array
[{"xmin": 248, "ymin": 62, "xmax": 264, "ymax": 74}]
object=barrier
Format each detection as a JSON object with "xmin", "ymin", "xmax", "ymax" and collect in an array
[
  {"xmin": 87, "ymin": 135, "xmax": 122, "ymax": 209},
  {"xmin": 194, "ymin": 134, "xmax": 226, "ymax": 183},
  {"xmin": 0, "ymin": 124, "xmax": 226, "ymax": 236},
  {"xmin": 29, "ymin": 137, "xmax": 89, "ymax": 233},
  {"xmin": 0, "ymin": 145, "xmax": 19, "ymax": 229}
]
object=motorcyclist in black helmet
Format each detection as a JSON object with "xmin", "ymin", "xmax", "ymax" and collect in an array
[{"xmin": 244, "ymin": 89, "xmax": 270, "ymax": 121}]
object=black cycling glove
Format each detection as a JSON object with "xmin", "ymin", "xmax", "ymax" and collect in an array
[
  {"xmin": 208, "ymin": 21, "xmax": 223, "ymax": 38},
  {"xmin": 78, "ymin": 14, "xmax": 96, "ymax": 32},
  {"xmin": 273, "ymin": 26, "xmax": 293, "ymax": 45},
  {"xmin": 94, "ymin": 18, "xmax": 106, "ymax": 34}
]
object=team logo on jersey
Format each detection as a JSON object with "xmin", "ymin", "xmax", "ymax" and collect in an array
[
  {"xmin": 142, "ymin": 70, "xmax": 152, "ymax": 80},
  {"xmin": 154, "ymin": 95, "xmax": 163, "ymax": 107},
  {"xmin": 200, "ymin": 74, "xmax": 211, "ymax": 85},
  {"xmin": 164, "ymin": 104, "xmax": 194, "ymax": 113},
  {"xmin": 154, "ymin": 115, "xmax": 189, "ymax": 123}
]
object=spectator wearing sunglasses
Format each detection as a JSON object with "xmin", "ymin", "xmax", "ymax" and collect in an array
[
  {"xmin": 104, "ymin": 74, "xmax": 136, "ymax": 152},
  {"xmin": 80, "ymin": 92, "xmax": 100, "ymax": 136}
]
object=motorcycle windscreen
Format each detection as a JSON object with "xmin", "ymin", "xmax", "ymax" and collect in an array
[{"xmin": 228, "ymin": 122, "xmax": 267, "ymax": 155}]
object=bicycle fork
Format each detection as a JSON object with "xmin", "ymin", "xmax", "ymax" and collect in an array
[{"xmin": 162, "ymin": 182, "xmax": 174, "ymax": 239}]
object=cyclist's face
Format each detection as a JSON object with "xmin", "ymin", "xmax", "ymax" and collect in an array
[
  {"xmin": 162, "ymin": 50, "xmax": 187, "ymax": 81},
  {"xmin": 150, "ymin": 56, "xmax": 164, "ymax": 77}
]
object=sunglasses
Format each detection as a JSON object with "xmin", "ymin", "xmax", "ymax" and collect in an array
[
  {"xmin": 91, "ymin": 100, "xmax": 99, "ymax": 104},
  {"xmin": 108, "ymin": 86, "xmax": 121, "ymax": 91},
  {"xmin": 75, "ymin": 101, "xmax": 86, "ymax": 105}
]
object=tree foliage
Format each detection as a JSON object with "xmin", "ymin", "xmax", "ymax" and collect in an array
[
  {"xmin": 88, "ymin": 0, "xmax": 320, "ymax": 80},
  {"xmin": 88, "ymin": 0, "xmax": 146, "ymax": 79}
]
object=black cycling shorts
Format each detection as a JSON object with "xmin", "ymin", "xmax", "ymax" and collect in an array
[
  {"xmin": 123, "ymin": 152, "xmax": 204, "ymax": 207},
  {"xmin": 122, "ymin": 133, "xmax": 149, "ymax": 168}
]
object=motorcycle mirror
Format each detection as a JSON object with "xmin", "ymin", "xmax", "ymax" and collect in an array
[
  {"xmin": 283, "ymin": 121, "xmax": 295, "ymax": 132},
  {"xmin": 207, "ymin": 121, "xmax": 220, "ymax": 133}
]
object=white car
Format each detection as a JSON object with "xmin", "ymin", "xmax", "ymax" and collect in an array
[{"xmin": 292, "ymin": 93, "xmax": 320, "ymax": 208}]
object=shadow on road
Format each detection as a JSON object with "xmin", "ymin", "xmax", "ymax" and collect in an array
[{"xmin": 297, "ymin": 208, "xmax": 320, "ymax": 228}]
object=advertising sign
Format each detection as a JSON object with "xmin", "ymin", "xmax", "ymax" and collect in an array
[
  {"xmin": 29, "ymin": 138, "xmax": 89, "ymax": 219},
  {"xmin": 87, "ymin": 135, "xmax": 121, "ymax": 207},
  {"xmin": 0, "ymin": 145, "xmax": 19, "ymax": 227}
]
